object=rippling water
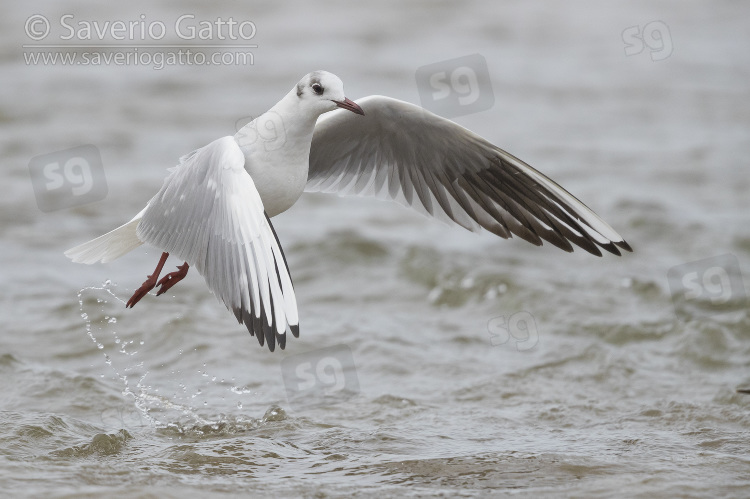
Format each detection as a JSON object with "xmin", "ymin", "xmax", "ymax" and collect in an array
[{"xmin": 3, "ymin": 0, "xmax": 750, "ymax": 497}]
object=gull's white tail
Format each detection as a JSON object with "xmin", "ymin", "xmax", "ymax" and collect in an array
[{"xmin": 65, "ymin": 213, "xmax": 145, "ymax": 264}]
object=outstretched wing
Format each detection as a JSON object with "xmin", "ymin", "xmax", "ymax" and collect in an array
[
  {"xmin": 136, "ymin": 136, "xmax": 298, "ymax": 351},
  {"xmin": 307, "ymin": 96, "xmax": 631, "ymax": 256}
]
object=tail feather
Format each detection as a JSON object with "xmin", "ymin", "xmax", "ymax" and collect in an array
[{"xmin": 65, "ymin": 218, "xmax": 144, "ymax": 264}]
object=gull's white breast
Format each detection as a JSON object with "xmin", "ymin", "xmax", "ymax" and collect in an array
[{"xmin": 234, "ymin": 111, "xmax": 312, "ymax": 217}]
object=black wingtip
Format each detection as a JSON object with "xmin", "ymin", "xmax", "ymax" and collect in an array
[
  {"xmin": 277, "ymin": 331, "xmax": 286, "ymax": 350},
  {"xmin": 264, "ymin": 298, "xmax": 276, "ymax": 352},
  {"xmin": 615, "ymin": 240, "xmax": 633, "ymax": 252},
  {"xmin": 584, "ymin": 243, "xmax": 604, "ymax": 258},
  {"xmin": 252, "ymin": 314, "xmax": 265, "ymax": 347},
  {"xmin": 259, "ymin": 314, "xmax": 274, "ymax": 351},
  {"xmin": 598, "ymin": 241, "xmax": 622, "ymax": 257},
  {"xmin": 290, "ymin": 324, "xmax": 300, "ymax": 338}
]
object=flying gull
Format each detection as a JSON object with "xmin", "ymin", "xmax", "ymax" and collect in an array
[{"xmin": 65, "ymin": 71, "xmax": 631, "ymax": 352}]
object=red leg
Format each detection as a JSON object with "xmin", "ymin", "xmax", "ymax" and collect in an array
[
  {"xmin": 125, "ymin": 252, "xmax": 169, "ymax": 308},
  {"xmin": 156, "ymin": 262, "xmax": 189, "ymax": 296}
]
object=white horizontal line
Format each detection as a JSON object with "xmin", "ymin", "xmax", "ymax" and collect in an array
[{"xmin": 22, "ymin": 44, "xmax": 258, "ymax": 49}]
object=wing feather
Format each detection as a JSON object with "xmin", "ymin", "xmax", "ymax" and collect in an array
[
  {"xmin": 136, "ymin": 136, "xmax": 298, "ymax": 351},
  {"xmin": 308, "ymin": 96, "xmax": 630, "ymax": 256}
]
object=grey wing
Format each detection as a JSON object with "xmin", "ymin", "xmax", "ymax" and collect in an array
[
  {"xmin": 136, "ymin": 136, "xmax": 298, "ymax": 352},
  {"xmin": 307, "ymin": 96, "xmax": 631, "ymax": 256}
]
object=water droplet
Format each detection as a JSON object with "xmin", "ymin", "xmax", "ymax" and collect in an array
[
  {"xmin": 108, "ymin": 317, "xmax": 117, "ymax": 324},
  {"xmin": 460, "ymin": 276, "xmax": 475, "ymax": 288},
  {"xmin": 237, "ymin": 402, "xmax": 242, "ymax": 409}
]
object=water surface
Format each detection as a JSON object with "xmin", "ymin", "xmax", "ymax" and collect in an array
[{"xmin": 2, "ymin": 1, "xmax": 749, "ymax": 497}]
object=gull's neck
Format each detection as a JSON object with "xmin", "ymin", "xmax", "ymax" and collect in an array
[
  {"xmin": 268, "ymin": 88, "xmax": 321, "ymax": 138},
  {"xmin": 234, "ymin": 88, "xmax": 322, "ymax": 217},
  {"xmin": 235, "ymin": 88, "xmax": 320, "ymax": 162}
]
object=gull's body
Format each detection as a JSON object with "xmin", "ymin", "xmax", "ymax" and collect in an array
[
  {"xmin": 66, "ymin": 71, "xmax": 631, "ymax": 352},
  {"xmin": 237, "ymin": 86, "xmax": 320, "ymax": 217}
]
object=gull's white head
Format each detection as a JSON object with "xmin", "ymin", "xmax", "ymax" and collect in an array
[{"xmin": 295, "ymin": 71, "xmax": 364, "ymax": 117}]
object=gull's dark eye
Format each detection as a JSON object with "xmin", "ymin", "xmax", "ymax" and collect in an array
[{"xmin": 311, "ymin": 83, "xmax": 324, "ymax": 95}]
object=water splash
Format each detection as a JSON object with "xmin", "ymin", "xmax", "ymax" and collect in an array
[
  {"xmin": 78, "ymin": 280, "xmax": 159, "ymax": 428},
  {"xmin": 77, "ymin": 281, "xmax": 260, "ymax": 430}
]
